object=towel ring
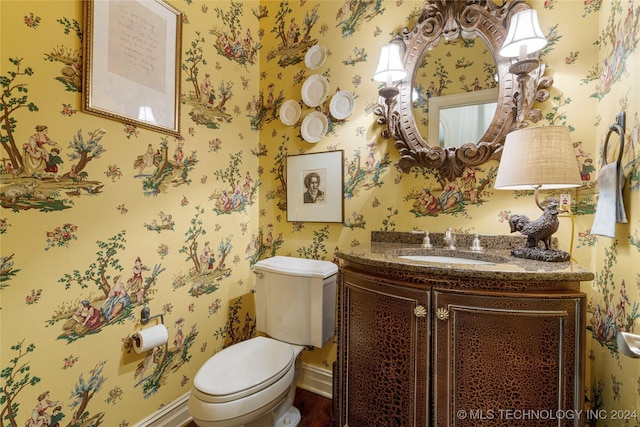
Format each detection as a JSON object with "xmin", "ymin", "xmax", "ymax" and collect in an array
[{"xmin": 602, "ymin": 111, "xmax": 625, "ymax": 166}]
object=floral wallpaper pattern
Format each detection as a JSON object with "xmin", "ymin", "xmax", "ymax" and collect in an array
[{"xmin": 1, "ymin": 1, "xmax": 638, "ymax": 426}]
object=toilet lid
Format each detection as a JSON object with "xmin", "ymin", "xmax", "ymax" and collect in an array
[
  {"xmin": 194, "ymin": 337, "xmax": 294, "ymax": 399},
  {"xmin": 253, "ymin": 256, "xmax": 338, "ymax": 278}
]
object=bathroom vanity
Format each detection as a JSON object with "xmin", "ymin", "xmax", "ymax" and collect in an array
[{"xmin": 334, "ymin": 232, "xmax": 594, "ymax": 427}]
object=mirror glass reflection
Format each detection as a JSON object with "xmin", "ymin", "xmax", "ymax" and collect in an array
[
  {"xmin": 429, "ymin": 88, "xmax": 498, "ymax": 148},
  {"xmin": 412, "ymin": 36, "xmax": 497, "ymax": 148},
  {"xmin": 439, "ymin": 101, "xmax": 497, "ymax": 147}
]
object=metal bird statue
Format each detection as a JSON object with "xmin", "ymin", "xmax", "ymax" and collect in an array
[{"xmin": 508, "ymin": 198, "xmax": 570, "ymax": 262}]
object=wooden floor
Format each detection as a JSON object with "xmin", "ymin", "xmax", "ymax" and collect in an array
[
  {"xmin": 291, "ymin": 388, "xmax": 333, "ymax": 427},
  {"xmin": 184, "ymin": 387, "xmax": 333, "ymax": 427}
]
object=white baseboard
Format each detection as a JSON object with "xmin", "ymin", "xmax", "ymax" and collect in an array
[
  {"xmin": 134, "ymin": 363, "xmax": 332, "ymax": 427},
  {"xmin": 133, "ymin": 391, "xmax": 192, "ymax": 427},
  {"xmin": 297, "ymin": 363, "xmax": 333, "ymax": 399}
]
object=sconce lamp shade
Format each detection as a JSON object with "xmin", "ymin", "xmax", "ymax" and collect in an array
[
  {"xmin": 495, "ymin": 126, "xmax": 582, "ymax": 190},
  {"xmin": 499, "ymin": 9, "xmax": 548, "ymax": 59},
  {"xmin": 373, "ymin": 43, "xmax": 407, "ymax": 84}
]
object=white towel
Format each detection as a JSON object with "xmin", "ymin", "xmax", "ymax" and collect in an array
[{"xmin": 591, "ymin": 161, "xmax": 627, "ymax": 238}]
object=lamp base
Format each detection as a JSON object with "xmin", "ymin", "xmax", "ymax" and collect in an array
[{"xmin": 511, "ymin": 247, "xmax": 570, "ymax": 263}]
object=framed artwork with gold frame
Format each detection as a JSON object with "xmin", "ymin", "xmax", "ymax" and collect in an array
[
  {"xmin": 286, "ymin": 151, "xmax": 344, "ymax": 223},
  {"xmin": 82, "ymin": 0, "xmax": 182, "ymax": 136}
]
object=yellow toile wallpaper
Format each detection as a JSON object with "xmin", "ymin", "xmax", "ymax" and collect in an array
[{"xmin": 1, "ymin": 0, "xmax": 638, "ymax": 426}]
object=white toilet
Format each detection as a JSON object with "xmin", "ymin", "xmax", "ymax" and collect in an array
[{"xmin": 188, "ymin": 256, "xmax": 338, "ymax": 427}]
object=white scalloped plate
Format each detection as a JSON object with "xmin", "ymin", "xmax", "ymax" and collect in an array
[
  {"xmin": 301, "ymin": 74, "xmax": 329, "ymax": 107},
  {"xmin": 301, "ymin": 111, "xmax": 328, "ymax": 143},
  {"xmin": 279, "ymin": 99, "xmax": 301, "ymax": 126},
  {"xmin": 305, "ymin": 45, "xmax": 326, "ymax": 70},
  {"xmin": 330, "ymin": 91, "xmax": 355, "ymax": 120}
]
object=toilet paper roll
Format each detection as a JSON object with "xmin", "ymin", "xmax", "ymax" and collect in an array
[{"xmin": 132, "ymin": 324, "xmax": 169, "ymax": 353}]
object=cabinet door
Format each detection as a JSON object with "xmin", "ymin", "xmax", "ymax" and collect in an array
[
  {"xmin": 432, "ymin": 290, "xmax": 585, "ymax": 427},
  {"xmin": 337, "ymin": 270, "xmax": 430, "ymax": 427}
]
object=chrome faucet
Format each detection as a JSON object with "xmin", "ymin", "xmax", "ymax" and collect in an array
[{"xmin": 444, "ymin": 227, "xmax": 456, "ymax": 250}]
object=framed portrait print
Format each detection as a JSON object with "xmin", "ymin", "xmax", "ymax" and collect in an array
[
  {"xmin": 82, "ymin": 0, "xmax": 182, "ymax": 136},
  {"xmin": 286, "ymin": 151, "xmax": 344, "ymax": 223}
]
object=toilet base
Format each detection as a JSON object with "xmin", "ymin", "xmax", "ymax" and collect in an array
[
  {"xmin": 272, "ymin": 405, "xmax": 300, "ymax": 427},
  {"xmin": 244, "ymin": 362, "xmax": 301, "ymax": 427},
  {"xmin": 243, "ymin": 405, "xmax": 300, "ymax": 427}
]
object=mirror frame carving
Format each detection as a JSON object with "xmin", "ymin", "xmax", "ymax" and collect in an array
[{"xmin": 378, "ymin": 0, "xmax": 542, "ymax": 181}]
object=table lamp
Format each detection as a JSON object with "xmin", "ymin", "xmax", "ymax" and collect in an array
[{"xmin": 494, "ymin": 126, "xmax": 582, "ymax": 262}]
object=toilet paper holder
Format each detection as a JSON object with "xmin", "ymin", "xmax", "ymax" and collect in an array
[
  {"xmin": 139, "ymin": 307, "xmax": 164, "ymax": 325},
  {"xmin": 617, "ymin": 331, "xmax": 640, "ymax": 359}
]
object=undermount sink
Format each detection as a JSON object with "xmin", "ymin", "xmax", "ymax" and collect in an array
[{"xmin": 398, "ymin": 255, "xmax": 496, "ymax": 265}]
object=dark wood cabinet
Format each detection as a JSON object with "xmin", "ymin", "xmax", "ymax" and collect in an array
[
  {"xmin": 336, "ymin": 269, "xmax": 430, "ymax": 427},
  {"xmin": 432, "ymin": 289, "xmax": 585, "ymax": 427},
  {"xmin": 335, "ymin": 264, "xmax": 586, "ymax": 427}
]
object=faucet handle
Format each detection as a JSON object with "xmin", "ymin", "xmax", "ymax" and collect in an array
[
  {"xmin": 470, "ymin": 233, "xmax": 484, "ymax": 251},
  {"xmin": 422, "ymin": 231, "xmax": 433, "ymax": 248}
]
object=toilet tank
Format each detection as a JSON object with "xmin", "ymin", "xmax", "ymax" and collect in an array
[{"xmin": 253, "ymin": 256, "xmax": 338, "ymax": 348}]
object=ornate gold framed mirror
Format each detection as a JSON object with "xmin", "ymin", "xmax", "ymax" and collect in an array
[{"xmin": 375, "ymin": 0, "xmax": 551, "ymax": 181}]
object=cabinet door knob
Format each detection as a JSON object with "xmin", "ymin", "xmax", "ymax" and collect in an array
[
  {"xmin": 414, "ymin": 305, "xmax": 427, "ymax": 318},
  {"xmin": 435, "ymin": 307, "xmax": 449, "ymax": 320}
]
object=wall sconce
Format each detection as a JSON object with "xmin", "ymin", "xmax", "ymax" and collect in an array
[
  {"xmin": 499, "ymin": 9, "xmax": 549, "ymax": 128},
  {"xmin": 373, "ymin": 42, "xmax": 407, "ymax": 139},
  {"xmin": 495, "ymin": 126, "xmax": 582, "ymax": 262}
]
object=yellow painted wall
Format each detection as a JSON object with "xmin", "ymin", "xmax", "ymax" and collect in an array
[{"xmin": 1, "ymin": 1, "xmax": 639, "ymax": 426}]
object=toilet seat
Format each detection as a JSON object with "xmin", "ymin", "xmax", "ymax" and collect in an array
[{"xmin": 193, "ymin": 336, "xmax": 294, "ymax": 403}]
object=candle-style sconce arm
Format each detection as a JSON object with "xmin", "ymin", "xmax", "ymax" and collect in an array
[
  {"xmin": 374, "ymin": 86, "xmax": 401, "ymax": 140},
  {"xmin": 509, "ymin": 60, "xmax": 553, "ymax": 129}
]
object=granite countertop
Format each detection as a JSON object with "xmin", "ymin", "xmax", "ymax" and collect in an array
[{"xmin": 335, "ymin": 232, "xmax": 594, "ymax": 282}]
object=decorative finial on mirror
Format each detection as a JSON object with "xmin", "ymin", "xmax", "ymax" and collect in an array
[
  {"xmin": 373, "ymin": 41, "xmax": 406, "ymax": 139},
  {"xmin": 499, "ymin": 9, "xmax": 552, "ymax": 128}
]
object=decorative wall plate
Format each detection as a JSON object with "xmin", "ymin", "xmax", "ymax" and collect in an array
[
  {"xmin": 301, "ymin": 111, "xmax": 328, "ymax": 143},
  {"xmin": 330, "ymin": 90, "xmax": 355, "ymax": 120},
  {"xmin": 279, "ymin": 99, "xmax": 301, "ymax": 126},
  {"xmin": 301, "ymin": 74, "xmax": 329, "ymax": 107},
  {"xmin": 305, "ymin": 45, "xmax": 327, "ymax": 70}
]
